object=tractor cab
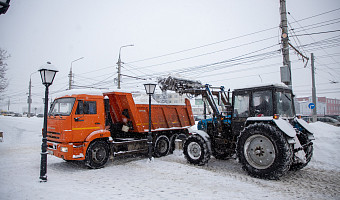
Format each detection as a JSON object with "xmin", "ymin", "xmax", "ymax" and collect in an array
[{"xmin": 232, "ymin": 84, "xmax": 295, "ymax": 134}]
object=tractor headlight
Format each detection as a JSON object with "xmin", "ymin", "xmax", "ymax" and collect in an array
[{"xmin": 60, "ymin": 147, "xmax": 68, "ymax": 152}]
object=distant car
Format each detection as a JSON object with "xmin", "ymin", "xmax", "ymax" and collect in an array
[
  {"xmin": 36, "ymin": 114, "xmax": 44, "ymax": 118},
  {"xmin": 301, "ymin": 116, "xmax": 312, "ymax": 123},
  {"xmin": 317, "ymin": 116, "xmax": 340, "ymax": 127},
  {"xmin": 4, "ymin": 112, "xmax": 15, "ymax": 116},
  {"xmin": 194, "ymin": 115, "xmax": 206, "ymax": 121},
  {"xmin": 12, "ymin": 113, "xmax": 22, "ymax": 117},
  {"xmin": 325, "ymin": 115, "xmax": 340, "ymax": 122},
  {"xmin": 301, "ymin": 116, "xmax": 340, "ymax": 126}
]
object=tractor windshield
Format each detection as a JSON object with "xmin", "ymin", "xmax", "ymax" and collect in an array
[
  {"xmin": 276, "ymin": 91, "xmax": 294, "ymax": 118},
  {"xmin": 253, "ymin": 91, "xmax": 273, "ymax": 116},
  {"xmin": 49, "ymin": 97, "xmax": 76, "ymax": 116}
]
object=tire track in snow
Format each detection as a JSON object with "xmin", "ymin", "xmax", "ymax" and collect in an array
[{"xmin": 161, "ymin": 152, "xmax": 340, "ymax": 199}]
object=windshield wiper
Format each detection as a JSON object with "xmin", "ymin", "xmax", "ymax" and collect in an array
[{"xmin": 284, "ymin": 93, "xmax": 291, "ymax": 101}]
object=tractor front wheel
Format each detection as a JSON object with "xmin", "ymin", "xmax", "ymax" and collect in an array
[{"xmin": 183, "ymin": 134, "xmax": 210, "ymax": 166}]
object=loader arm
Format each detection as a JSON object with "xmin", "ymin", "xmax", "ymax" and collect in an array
[{"xmin": 157, "ymin": 76, "xmax": 230, "ymax": 134}]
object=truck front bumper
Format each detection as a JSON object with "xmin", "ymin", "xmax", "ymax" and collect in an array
[{"xmin": 47, "ymin": 141, "xmax": 87, "ymax": 161}]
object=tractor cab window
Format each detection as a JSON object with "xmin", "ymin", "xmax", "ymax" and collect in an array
[
  {"xmin": 253, "ymin": 91, "xmax": 273, "ymax": 116},
  {"xmin": 50, "ymin": 97, "xmax": 76, "ymax": 116},
  {"xmin": 276, "ymin": 91, "xmax": 293, "ymax": 117},
  {"xmin": 233, "ymin": 94, "xmax": 249, "ymax": 118},
  {"xmin": 75, "ymin": 101, "xmax": 97, "ymax": 115}
]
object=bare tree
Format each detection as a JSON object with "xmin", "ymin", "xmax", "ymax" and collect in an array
[{"xmin": 0, "ymin": 48, "xmax": 9, "ymax": 96}]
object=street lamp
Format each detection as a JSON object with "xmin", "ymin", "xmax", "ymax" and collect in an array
[
  {"xmin": 143, "ymin": 83, "xmax": 157, "ymax": 161},
  {"xmin": 117, "ymin": 44, "xmax": 134, "ymax": 89},
  {"xmin": 0, "ymin": 0, "xmax": 10, "ymax": 15},
  {"xmin": 68, "ymin": 57, "xmax": 84, "ymax": 90},
  {"xmin": 38, "ymin": 62, "xmax": 58, "ymax": 182}
]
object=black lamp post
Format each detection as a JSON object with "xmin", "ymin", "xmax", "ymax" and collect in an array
[
  {"xmin": 143, "ymin": 83, "xmax": 157, "ymax": 161},
  {"xmin": 38, "ymin": 62, "xmax": 58, "ymax": 182}
]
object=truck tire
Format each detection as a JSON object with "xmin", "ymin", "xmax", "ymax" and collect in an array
[
  {"xmin": 153, "ymin": 135, "xmax": 170, "ymax": 157},
  {"xmin": 290, "ymin": 132, "xmax": 313, "ymax": 171},
  {"xmin": 183, "ymin": 134, "xmax": 211, "ymax": 166},
  {"xmin": 85, "ymin": 140, "xmax": 109, "ymax": 169},
  {"xmin": 237, "ymin": 123, "xmax": 293, "ymax": 180}
]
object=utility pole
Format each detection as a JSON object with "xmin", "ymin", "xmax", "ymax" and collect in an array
[
  {"xmin": 68, "ymin": 57, "xmax": 84, "ymax": 90},
  {"xmin": 280, "ymin": 0, "xmax": 292, "ymax": 88},
  {"xmin": 68, "ymin": 68, "xmax": 72, "ymax": 90},
  {"xmin": 28, "ymin": 77, "xmax": 32, "ymax": 118},
  {"xmin": 117, "ymin": 55, "xmax": 122, "ymax": 89},
  {"xmin": 117, "ymin": 45, "xmax": 134, "ymax": 89},
  {"xmin": 311, "ymin": 53, "xmax": 317, "ymax": 122},
  {"xmin": 7, "ymin": 98, "xmax": 10, "ymax": 111}
]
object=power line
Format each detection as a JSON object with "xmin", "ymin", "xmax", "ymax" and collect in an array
[
  {"xmin": 289, "ymin": 7, "xmax": 340, "ymax": 23},
  {"xmin": 127, "ymin": 27, "xmax": 279, "ymax": 64},
  {"xmin": 294, "ymin": 29, "xmax": 340, "ymax": 36},
  {"xmin": 131, "ymin": 36, "xmax": 279, "ymax": 70}
]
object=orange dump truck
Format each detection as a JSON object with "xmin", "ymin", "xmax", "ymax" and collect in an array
[{"xmin": 46, "ymin": 90, "xmax": 194, "ymax": 168}]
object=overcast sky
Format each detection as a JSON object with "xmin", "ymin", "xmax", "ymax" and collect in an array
[{"xmin": 1, "ymin": 0, "xmax": 340, "ymax": 112}]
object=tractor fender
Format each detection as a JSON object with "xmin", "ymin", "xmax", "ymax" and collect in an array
[
  {"xmin": 189, "ymin": 129, "xmax": 212, "ymax": 153},
  {"xmin": 85, "ymin": 129, "xmax": 111, "ymax": 143},
  {"xmin": 246, "ymin": 117, "xmax": 296, "ymax": 138},
  {"xmin": 294, "ymin": 118, "xmax": 315, "ymax": 135}
]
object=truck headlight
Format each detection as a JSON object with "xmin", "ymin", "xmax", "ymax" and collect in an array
[{"xmin": 60, "ymin": 147, "xmax": 68, "ymax": 152}]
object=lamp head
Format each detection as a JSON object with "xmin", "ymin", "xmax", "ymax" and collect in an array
[{"xmin": 38, "ymin": 62, "xmax": 58, "ymax": 86}]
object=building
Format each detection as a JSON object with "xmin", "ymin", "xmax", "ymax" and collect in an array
[
  {"xmin": 153, "ymin": 92, "xmax": 187, "ymax": 104},
  {"xmin": 295, "ymin": 96, "xmax": 340, "ymax": 116}
]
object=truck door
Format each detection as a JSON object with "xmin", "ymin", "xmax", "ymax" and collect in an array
[
  {"xmin": 72, "ymin": 100, "xmax": 102, "ymax": 142},
  {"xmin": 231, "ymin": 92, "xmax": 250, "ymax": 135}
]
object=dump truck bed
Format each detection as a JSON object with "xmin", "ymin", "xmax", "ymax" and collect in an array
[{"xmin": 104, "ymin": 91, "xmax": 195, "ymax": 133}]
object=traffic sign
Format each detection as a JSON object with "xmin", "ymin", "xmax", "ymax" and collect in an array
[{"xmin": 308, "ymin": 103, "xmax": 315, "ymax": 109}]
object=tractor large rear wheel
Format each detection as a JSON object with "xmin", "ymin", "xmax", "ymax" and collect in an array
[{"xmin": 237, "ymin": 123, "xmax": 293, "ymax": 179}]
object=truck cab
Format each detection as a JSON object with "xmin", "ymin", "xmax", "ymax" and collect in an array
[{"xmin": 47, "ymin": 94, "xmax": 107, "ymax": 161}]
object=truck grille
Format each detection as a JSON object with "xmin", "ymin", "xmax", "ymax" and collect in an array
[{"xmin": 47, "ymin": 131, "xmax": 60, "ymax": 139}]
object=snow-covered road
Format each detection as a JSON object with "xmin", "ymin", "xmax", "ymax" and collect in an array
[{"xmin": 0, "ymin": 116, "xmax": 339, "ymax": 199}]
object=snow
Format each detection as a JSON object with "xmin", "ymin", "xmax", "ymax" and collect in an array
[
  {"xmin": 234, "ymin": 82, "xmax": 289, "ymax": 90},
  {"xmin": 38, "ymin": 62, "xmax": 59, "ymax": 72},
  {"xmin": 0, "ymin": 116, "xmax": 340, "ymax": 199}
]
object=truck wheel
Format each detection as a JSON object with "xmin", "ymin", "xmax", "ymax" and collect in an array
[
  {"xmin": 290, "ymin": 132, "xmax": 314, "ymax": 171},
  {"xmin": 237, "ymin": 123, "xmax": 293, "ymax": 179},
  {"xmin": 85, "ymin": 140, "xmax": 109, "ymax": 169},
  {"xmin": 183, "ymin": 134, "xmax": 210, "ymax": 166},
  {"xmin": 153, "ymin": 135, "xmax": 170, "ymax": 157}
]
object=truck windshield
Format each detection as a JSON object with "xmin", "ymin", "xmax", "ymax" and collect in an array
[
  {"xmin": 276, "ymin": 91, "xmax": 294, "ymax": 118},
  {"xmin": 49, "ymin": 97, "xmax": 76, "ymax": 116}
]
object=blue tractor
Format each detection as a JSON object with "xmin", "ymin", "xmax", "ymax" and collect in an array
[{"xmin": 158, "ymin": 76, "xmax": 314, "ymax": 179}]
